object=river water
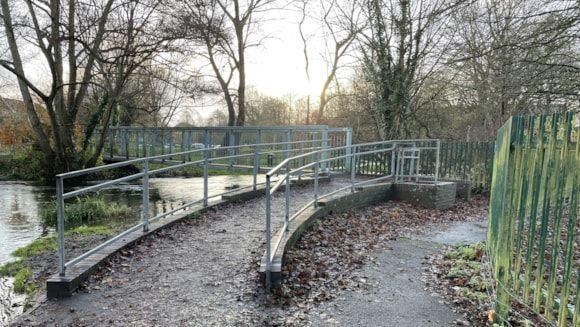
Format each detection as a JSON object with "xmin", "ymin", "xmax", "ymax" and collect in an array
[{"xmin": 0, "ymin": 175, "xmax": 261, "ymax": 325}]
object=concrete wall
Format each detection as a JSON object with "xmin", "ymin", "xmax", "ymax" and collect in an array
[{"xmin": 393, "ymin": 181, "xmax": 456, "ymax": 210}]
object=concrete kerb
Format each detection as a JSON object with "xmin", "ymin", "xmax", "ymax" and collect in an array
[
  {"xmin": 259, "ymin": 182, "xmax": 394, "ymax": 284},
  {"xmin": 259, "ymin": 180, "xmax": 461, "ymax": 285}
]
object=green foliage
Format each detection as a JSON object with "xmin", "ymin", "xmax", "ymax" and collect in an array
[
  {"xmin": 12, "ymin": 237, "xmax": 58, "ymax": 258},
  {"xmin": 13, "ymin": 267, "xmax": 35, "ymax": 295},
  {"xmin": 42, "ymin": 196, "xmax": 133, "ymax": 228},
  {"xmin": 68, "ymin": 225, "xmax": 112, "ymax": 236},
  {"xmin": 0, "ymin": 147, "xmax": 48, "ymax": 181},
  {"xmin": 0, "ymin": 260, "xmax": 25, "ymax": 277},
  {"xmin": 444, "ymin": 243, "xmax": 484, "ymax": 261}
]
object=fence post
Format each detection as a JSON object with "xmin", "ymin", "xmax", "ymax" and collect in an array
[
  {"xmin": 142, "ymin": 160, "xmax": 149, "ymax": 232},
  {"xmin": 125, "ymin": 130, "xmax": 130, "ymax": 159},
  {"xmin": 265, "ymin": 175, "xmax": 272, "ymax": 290},
  {"xmin": 314, "ymin": 151, "xmax": 319, "ymax": 208},
  {"xmin": 253, "ymin": 130, "xmax": 261, "ymax": 191},
  {"xmin": 487, "ymin": 116, "xmax": 515, "ymax": 322},
  {"xmin": 56, "ymin": 177, "xmax": 66, "ymax": 277},
  {"xmin": 151, "ymin": 130, "xmax": 157, "ymax": 157},
  {"xmin": 350, "ymin": 146, "xmax": 356, "ymax": 193},
  {"xmin": 286, "ymin": 129, "xmax": 292, "ymax": 159},
  {"xmin": 228, "ymin": 129, "xmax": 235, "ymax": 167},
  {"xmin": 435, "ymin": 140, "xmax": 440, "ymax": 182},
  {"xmin": 201, "ymin": 130, "xmax": 209, "ymax": 207},
  {"xmin": 285, "ymin": 161, "xmax": 290, "ymax": 231},
  {"xmin": 321, "ymin": 127, "xmax": 329, "ymax": 171},
  {"xmin": 345, "ymin": 128, "xmax": 353, "ymax": 172},
  {"xmin": 168, "ymin": 130, "xmax": 174, "ymax": 161}
]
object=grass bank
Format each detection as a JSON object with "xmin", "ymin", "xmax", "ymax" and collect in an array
[{"xmin": 0, "ymin": 225, "xmax": 114, "ymax": 308}]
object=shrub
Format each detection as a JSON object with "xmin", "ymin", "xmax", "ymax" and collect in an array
[
  {"xmin": 41, "ymin": 196, "xmax": 133, "ymax": 228},
  {"xmin": 0, "ymin": 147, "xmax": 47, "ymax": 181}
]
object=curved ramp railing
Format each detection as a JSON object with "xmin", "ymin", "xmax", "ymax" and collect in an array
[
  {"xmin": 54, "ymin": 139, "xmax": 329, "ymax": 277},
  {"xmin": 262, "ymin": 139, "xmax": 441, "ymax": 287}
]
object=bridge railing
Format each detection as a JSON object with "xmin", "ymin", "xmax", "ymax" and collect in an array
[
  {"xmin": 262, "ymin": 139, "xmax": 441, "ymax": 287},
  {"xmin": 100, "ymin": 126, "xmax": 352, "ymax": 167},
  {"xmin": 54, "ymin": 138, "xmax": 333, "ymax": 277}
]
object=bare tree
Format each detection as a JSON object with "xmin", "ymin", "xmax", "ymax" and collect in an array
[
  {"xmin": 0, "ymin": 0, "xmax": 175, "ymax": 174},
  {"xmin": 314, "ymin": 0, "xmax": 363, "ymax": 123},
  {"xmin": 177, "ymin": 0, "xmax": 275, "ymax": 126}
]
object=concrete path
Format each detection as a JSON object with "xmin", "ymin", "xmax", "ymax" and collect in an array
[{"xmin": 309, "ymin": 220, "xmax": 487, "ymax": 327}]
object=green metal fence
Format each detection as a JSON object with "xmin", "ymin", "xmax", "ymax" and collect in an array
[
  {"xmin": 488, "ymin": 111, "xmax": 579, "ymax": 325},
  {"xmin": 439, "ymin": 141, "xmax": 495, "ymax": 191}
]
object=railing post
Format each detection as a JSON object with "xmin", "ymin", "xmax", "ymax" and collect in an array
[
  {"xmin": 151, "ymin": 130, "xmax": 157, "ymax": 157},
  {"xmin": 56, "ymin": 177, "xmax": 66, "ymax": 277},
  {"xmin": 187, "ymin": 131, "xmax": 192, "ymax": 161},
  {"xmin": 253, "ymin": 130, "xmax": 261, "ymax": 191},
  {"xmin": 142, "ymin": 161, "xmax": 149, "ymax": 232},
  {"xmin": 168, "ymin": 130, "xmax": 174, "ymax": 161},
  {"xmin": 321, "ymin": 128, "xmax": 329, "ymax": 171},
  {"xmin": 350, "ymin": 146, "xmax": 356, "ymax": 193},
  {"xmin": 435, "ymin": 139, "xmax": 441, "ymax": 182},
  {"xmin": 124, "ymin": 129, "xmax": 129, "ymax": 159},
  {"xmin": 203, "ymin": 130, "xmax": 210, "ymax": 207},
  {"xmin": 142, "ymin": 129, "xmax": 147, "ymax": 157},
  {"xmin": 253, "ymin": 144, "xmax": 259, "ymax": 191},
  {"xmin": 265, "ymin": 175, "xmax": 272, "ymax": 290},
  {"xmin": 391, "ymin": 143, "xmax": 396, "ymax": 178},
  {"xmin": 314, "ymin": 151, "xmax": 319, "ymax": 208},
  {"xmin": 135, "ymin": 129, "xmax": 140, "ymax": 158},
  {"xmin": 285, "ymin": 161, "xmax": 290, "ymax": 231},
  {"xmin": 181, "ymin": 131, "xmax": 186, "ymax": 163},
  {"xmin": 228, "ymin": 129, "xmax": 235, "ymax": 167},
  {"xmin": 203, "ymin": 150, "xmax": 209, "ymax": 207},
  {"xmin": 285, "ymin": 130, "xmax": 292, "ymax": 160},
  {"xmin": 345, "ymin": 128, "xmax": 353, "ymax": 172}
]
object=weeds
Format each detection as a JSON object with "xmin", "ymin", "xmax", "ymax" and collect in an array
[{"xmin": 42, "ymin": 196, "xmax": 133, "ymax": 228}]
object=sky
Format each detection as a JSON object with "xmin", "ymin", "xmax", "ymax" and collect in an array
[{"xmin": 0, "ymin": 1, "xmax": 359, "ymax": 123}]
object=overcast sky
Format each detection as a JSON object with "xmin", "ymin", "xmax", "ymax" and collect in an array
[{"xmin": 0, "ymin": 1, "xmax": 359, "ymax": 123}]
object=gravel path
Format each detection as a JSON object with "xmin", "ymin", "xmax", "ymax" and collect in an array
[{"xmin": 14, "ymin": 178, "xmax": 352, "ymax": 326}]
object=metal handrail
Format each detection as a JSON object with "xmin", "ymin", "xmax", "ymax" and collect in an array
[
  {"xmin": 54, "ymin": 137, "xmax": 340, "ymax": 277},
  {"xmin": 262, "ymin": 139, "xmax": 442, "ymax": 289}
]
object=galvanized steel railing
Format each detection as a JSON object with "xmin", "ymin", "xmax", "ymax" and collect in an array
[
  {"xmin": 54, "ymin": 138, "xmax": 331, "ymax": 277},
  {"xmin": 262, "ymin": 139, "xmax": 441, "ymax": 287}
]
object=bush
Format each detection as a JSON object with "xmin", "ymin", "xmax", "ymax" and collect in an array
[
  {"xmin": 0, "ymin": 147, "xmax": 47, "ymax": 181},
  {"xmin": 42, "ymin": 196, "xmax": 133, "ymax": 228}
]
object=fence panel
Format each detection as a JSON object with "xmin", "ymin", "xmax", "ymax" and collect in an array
[
  {"xmin": 487, "ymin": 112, "xmax": 578, "ymax": 325},
  {"xmin": 439, "ymin": 140, "xmax": 494, "ymax": 191}
]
